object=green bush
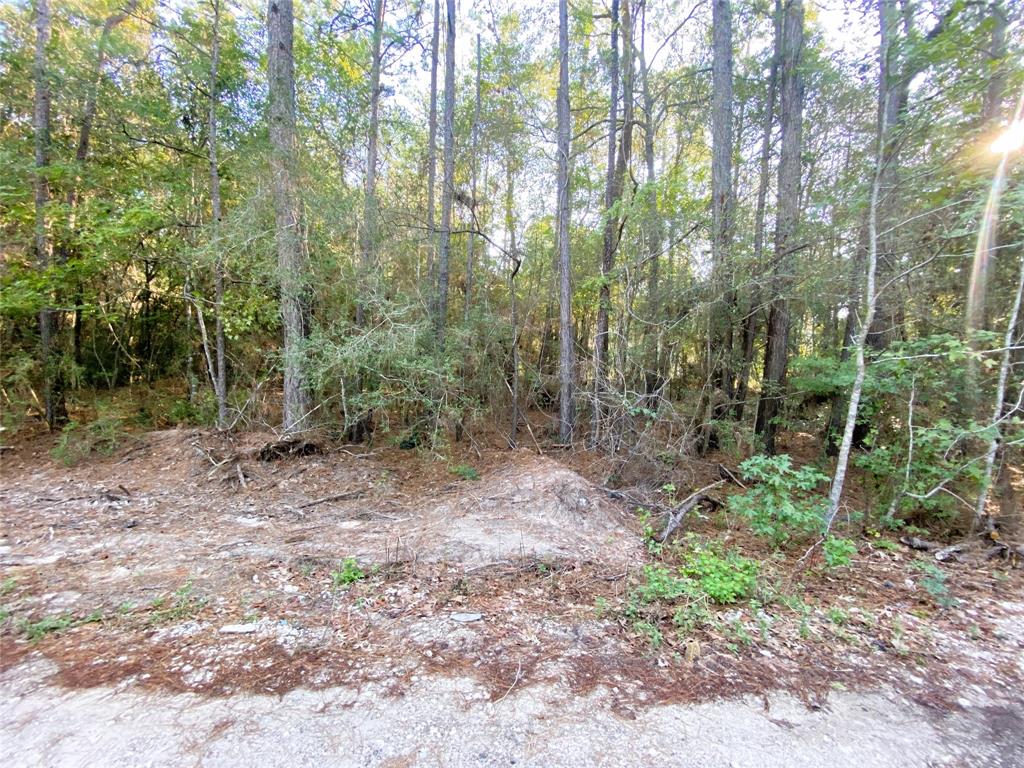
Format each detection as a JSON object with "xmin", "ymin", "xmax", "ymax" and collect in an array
[
  {"xmin": 450, "ymin": 464, "xmax": 480, "ymax": 481},
  {"xmin": 728, "ymin": 454, "xmax": 829, "ymax": 546},
  {"xmin": 632, "ymin": 545, "xmax": 758, "ymax": 607},
  {"xmin": 331, "ymin": 557, "xmax": 366, "ymax": 586},
  {"xmin": 681, "ymin": 546, "xmax": 759, "ymax": 605},
  {"xmin": 823, "ymin": 536, "xmax": 857, "ymax": 568}
]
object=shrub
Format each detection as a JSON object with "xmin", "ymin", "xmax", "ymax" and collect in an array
[
  {"xmin": 912, "ymin": 561, "xmax": 958, "ymax": 608},
  {"xmin": 51, "ymin": 418, "xmax": 126, "ymax": 465},
  {"xmin": 823, "ymin": 536, "xmax": 857, "ymax": 568},
  {"xmin": 331, "ymin": 557, "xmax": 366, "ymax": 586},
  {"xmin": 450, "ymin": 464, "xmax": 480, "ymax": 481},
  {"xmin": 633, "ymin": 564, "xmax": 692, "ymax": 603},
  {"xmin": 682, "ymin": 546, "xmax": 759, "ymax": 605},
  {"xmin": 728, "ymin": 454, "xmax": 829, "ymax": 546}
]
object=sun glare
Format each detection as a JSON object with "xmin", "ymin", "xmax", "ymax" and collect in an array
[{"xmin": 991, "ymin": 121, "xmax": 1024, "ymax": 155}]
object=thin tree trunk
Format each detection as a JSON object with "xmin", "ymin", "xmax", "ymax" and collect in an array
[
  {"xmin": 357, "ymin": 0, "xmax": 385, "ymax": 329},
  {"xmin": 209, "ymin": 0, "xmax": 228, "ymax": 428},
  {"xmin": 754, "ymin": 0, "xmax": 803, "ymax": 455},
  {"xmin": 982, "ymin": 1, "xmax": 1008, "ymax": 123},
  {"xmin": 972, "ymin": 110, "xmax": 1023, "ymax": 531},
  {"xmin": 734, "ymin": 0, "xmax": 780, "ymax": 422},
  {"xmin": 638, "ymin": 2, "xmax": 663, "ymax": 405},
  {"xmin": 267, "ymin": 0, "xmax": 311, "ymax": 433},
  {"xmin": 33, "ymin": 0, "xmax": 63, "ymax": 430},
  {"xmin": 556, "ymin": 0, "xmax": 574, "ymax": 444},
  {"xmin": 592, "ymin": 0, "xmax": 630, "ymax": 445},
  {"xmin": 435, "ymin": 0, "xmax": 456, "ymax": 343},
  {"xmin": 710, "ymin": 0, "xmax": 734, "ymax": 407},
  {"xmin": 464, "ymin": 34, "xmax": 481, "ymax": 323},
  {"xmin": 826, "ymin": 0, "xmax": 891, "ymax": 527},
  {"xmin": 506, "ymin": 157, "xmax": 521, "ymax": 446},
  {"xmin": 425, "ymin": 0, "xmax": 440, "ymax": 302}
]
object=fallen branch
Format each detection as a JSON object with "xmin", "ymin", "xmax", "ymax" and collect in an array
[
  {"xmin": 660, "ymin": 480, "xmax": 725, "ymax": 543},
  {"xmin": 900, "ymin": 536, "xmax": 941, "ymax": 552},
  {"xmin": 297, "ymin": 490, "xmax": 365, "ymax": 509}
]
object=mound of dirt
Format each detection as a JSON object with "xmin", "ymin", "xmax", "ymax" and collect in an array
[{"xmin": 408, "ymin": 455, "xmax": 640, "ymax": 565}]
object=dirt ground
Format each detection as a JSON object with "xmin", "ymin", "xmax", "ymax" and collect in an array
[{"xmin": 1, "ymin": 428, "xmax": 1023, "ymax": 766}]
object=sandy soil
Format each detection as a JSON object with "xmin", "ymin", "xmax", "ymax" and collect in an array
[{"xmin": 1, "ymin": 428, "xmax": 1022, "ymax": 766}]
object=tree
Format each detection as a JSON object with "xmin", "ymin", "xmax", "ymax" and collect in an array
[
  {"xmin": 435, "ymin": 0, "xmax": 455, "ymax": 342},
  {"xmin": 267, "ymin": 0, "xmax": 311, "ymax": 432},
  {"xmin": 710, "ymin": 0, "xmax": 734, "ymax": 408},
  {"xmin": 734, "ymin": 0, "xmax": 781, "ymax": 422},
  {"xmin": 209, "ymin": 0, "xmax": 228, "ymax": 428},
  {"xmin": 425, "ymin": 0, "xmax": 440, "ymax": 300},
  {"xmin": 33, "ymin": 0, "xmax": 64, "ymax": 430},
  {"xmin": 591, "ymin": 0, "xmax": 622, "ymax": 445},
  {"xmin": 464, "ymin": 33, "xmax": 482, "ymax": 322},
  {"xmin": 754, "ymin": 0, "xmax": 804, "ymax": 455},
  {"xmin": 826, "ymin": 0, "xmax": 890, "ymax": 528},
  {"xmin": 556, "ymin": 0, "xmax": 573, "ymax": 444},
  {"xmin": 357, "ymin": 0, "xmax": 385, "ymax": 329}
]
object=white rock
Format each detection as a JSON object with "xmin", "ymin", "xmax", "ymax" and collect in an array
[{"xmin": 219, "ymin": 623, "xmax": 259, "ymax": 634}]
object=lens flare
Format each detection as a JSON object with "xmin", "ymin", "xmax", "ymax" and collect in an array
[{"xmin": 991, "ymin": 121, "xmax": 1024, "ymax": 154}]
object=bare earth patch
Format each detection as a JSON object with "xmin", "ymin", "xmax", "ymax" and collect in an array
[{"xmin": 1, "ymin": 428, "xmax": 1022, "ymax": 766}]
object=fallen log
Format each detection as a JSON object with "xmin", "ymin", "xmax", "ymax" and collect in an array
[{"xmin": 660, "ymin": 480, "xmax": 725, "ymax": 543}]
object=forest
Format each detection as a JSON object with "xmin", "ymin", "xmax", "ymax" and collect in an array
[
  {"xmin": 3, "ymin": 0, "xmax": 1021, "ymax": 536},
  {"xmin": 1, "ymin": 1, "xmax": 1023, "ymax": 760}
]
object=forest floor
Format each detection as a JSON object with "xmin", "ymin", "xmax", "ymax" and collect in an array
[{"xmin": 1, "ymin": 426, "xmax": 1023, "ymax": 767}]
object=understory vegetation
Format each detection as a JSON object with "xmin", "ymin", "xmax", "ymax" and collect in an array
[{"xmin": 1, "ymin": 0, "xmax": 1021, "ymax": 566}]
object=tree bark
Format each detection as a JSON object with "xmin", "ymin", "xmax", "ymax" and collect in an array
[
  {"xmin": 826, "ymin": 0, "xmax": 891, "ymax": 527},
  {"xmin": 592, "ymin": 0, "xmax": 631, "ymax": 445},
  {"xmin": 638, "ymin": 1, "xmax": 664, "ymax": 405},
  {"xmin": 33, "ymin": 0, "xmax": 64, "ymax": 429},
  {"xmin": 209, "ymin": 0, "xmax": 228, "ymax": 428},
  {"xmin": 435, "ymin": 0, "xmax": 456, "ymax": 343},
  {"xmin": 267, "ymin": 0, "xmax": 311, "ymax": 433},
  {"xmin": 754, "ymin": 0, "xmax": 803, "ymax": 455},
  {"xmin": 357, "ymin": 0, "xmax": 385, "ymax": 328},
  {"xmin": 464, "ymin": 34, "xmax": 481, "ymax": 323},
  {"xmin": 505, "ymin": 156, "xmax": 521, "ymax": 446},
  {"xmin": 981, "ymin": 1, "xmax": 1007, "ymax": 125},
  {"xmin": 734, "ymin": 0, "xmax": 781, "ymax": 422},
  {"xmin": 710, "ymin": 0, "xmax": 734, "ymax": 407},
  {"xmin": 556, "ymin": 0, "xmax": 574, "ymax": 444},
  {"xmin": 425, "ymin": 0, "xmax": 440, "ymax": 303}
]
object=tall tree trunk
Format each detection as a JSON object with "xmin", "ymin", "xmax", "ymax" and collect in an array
[
  {"xmin": 981, "ymin": 1, "xmax": 1007, "ymax": 125},
  {"xmin": 209, "ymin": 0, "xmax": 228, "ymax": 428},
  {"xmin": 358, "ymin": 0, "xmax": 385, "ymax": 328},
  {"xmin": 733, "ymin": 0, "xmax": 781, "ymax": 422},
  {"xmin": 710, "ymin": 0, "xmax": 734, "ymax": 408},
  {"xmin": 754, "ymin": 0, "xmax": 803, "ymax": 455},
  {"xmin": 592, "ymin": 0, "xmax": 631, "ymax": 445},
  {"xmin": 637, "ymin": 3, "xmax": 663, "ymax": 405},
  {"xmin": 556, "ymin": 0, "xmax": 574, "ymax": 444},
  {"xmin": 435, "ymin": 0, "xmax": 456, "ymax": 343},
  {"xmin": 425, "ymin": 0, "xmax": 440, "ymax": 302},
  {"xmin": 505, "ymin": 157, "xmax": 521, "ymax": 446},
  {"xmin": 827, "ymin": 0, "xmax": 893, "ymax": 527},
  {"xmin": 267, "ymin": 0, "xmax": 311, "ymax": 433},
  {"xmin": 33, "ymin": 0, "xmax": 63, "ymax": 429},
  {"xmin": 591, "ymin": 0, "xmax": 620, "ymax": 444},
  {"xmin": 464, "ymin": 34, "xmax": 481, "ymax": 323}
]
